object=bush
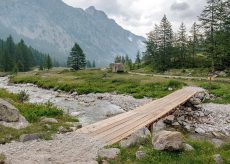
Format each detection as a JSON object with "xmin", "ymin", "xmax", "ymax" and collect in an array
[{"xmin": 18, "ymin": 90, "xmax": 29, "ymax": 103}]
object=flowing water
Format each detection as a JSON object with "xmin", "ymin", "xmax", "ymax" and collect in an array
[{"xmin": 0, "ymin": 76, "xmax": 125, "ymax": 126}]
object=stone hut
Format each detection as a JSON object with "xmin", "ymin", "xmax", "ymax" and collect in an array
[{"xmin": 111, "ymin": 63, "xmax": 125, "ymax": 73}]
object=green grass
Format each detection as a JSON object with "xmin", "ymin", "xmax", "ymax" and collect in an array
[
  {"xmin": 106, "ymin": 138, "xmax": 230, "ymax": 164},
  {"xmin": 0, "ymin": 89, "xmax": 78, "ymax": 144},
  {"xmin": 199, "ymin": 82, "xmax": 230, "ymax": 104},
  {"xmin": 11, "ymin": 69, "xmax": 186, "ymax": 99},
  {"xmin": 10, "ymin": 69, "xmax": 230, "ymax": 104}
]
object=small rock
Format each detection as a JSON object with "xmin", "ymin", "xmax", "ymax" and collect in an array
[
  {"xmin": 194, "ymin": 105, "xmax": 202, "ymax": 109},
  {"xmin": 184, "ymin": 124, "xmax": 191, "ymax": 131},
  {"xmin": 199, "ymin": 112, "xmax": 205, "ymax": 117},
  {"xmin": 186, "ymin": 107, "xmax": 192, "ymax": 112},
  {"xmin": 177, "ymin": 116, "xmax": 185, "ymax": 122},
  {"xmin": 19, "ymin": 134, "xmax": 40, "ymax": 142},
  {"xmin": 152, "ymin": 130, "xmax": 184, "ymax": 151},
  {"xmin": 183, "ymin": 143, "xmax": 194, "ymax": 151},
  {"xmin": 69, "ymin": 127, "xmax": 77, "ymax": 131},
  {"xmin": 211, "ymin": 139, "xmax": 225, "ymax": 148},
  {"xmin": 213, "ymin": 154, "xmax": 223, "ymax": 164},
  {"xmin": 195, "ymin": 92, "xmax": 206, "ymax": 100},
  {"xmin": 66, "ymin": 122, "xmax": 82, "ymax": 128},
  {"xmin": 152, "ymin": 120, "xmax": 166, "ymax": 133},
  {"xmin": 172, "ymin": 122, "xmax": 180, "ymax": 127},
  {"xmin": 195, "ymin": 127, "xmax": 205, "ymax": 134},
  {"xmin": 58, "ymin": 126, "xmax": 72, "ymax": 133},
  {"xmin": 164, "ymin": 115, "xmax": 175, "ymax": 124},
  {"xmin": 101, "ymin": 160, "xmax": 109, "ymax": 164},
  {"xmin": 45, "ymin": 124, "xmax": 52, "ymax": 129},
  {"xmin": 98, "ymin": 148, "xmax": 120, "ymax": 160},
  {"xmin": 120, "ymin": 128, "xmax": 151, "ymax": 148},
  {"xmin": 70, "ymin": 112, "xmax": 81, "ymax": 117},
  {"xmin": 40, "ymin": 117, "xmax": 58, "ymax": 123},
  {"xmin": 189, "ymin": 98, "xmax": 201, "ymax": 105},
  {"xmin": 212, "ymin": 132, "xmax": 225, "ymax": 139},
  {"xmin": 168, "ymin": 87, "xmax": 173, "ymax": 91},
  {"xmin": 135, "ymin": 151, "xmax": 146, "ymax": 159}
]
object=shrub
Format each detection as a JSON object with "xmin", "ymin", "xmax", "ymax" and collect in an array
[{"xmin": 18, "ymin": 90, "xmax": 29, "ymax": 103}]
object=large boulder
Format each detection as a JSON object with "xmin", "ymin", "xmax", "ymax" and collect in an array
[
  {"xmin": 120, "ymin": 128, "xmax": 151, "ymax": 148},
  {"xmin": 0, "ymin": 99, "xmax": 19, "ymax": 122},
  {"xmin": 152, "ymin": 130, "xmax": 184, "ymax": 151}
]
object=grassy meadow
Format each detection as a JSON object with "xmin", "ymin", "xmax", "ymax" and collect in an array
[{"xmin": 10, "ymin": 69, "xmax": 230, "ymax": 104}]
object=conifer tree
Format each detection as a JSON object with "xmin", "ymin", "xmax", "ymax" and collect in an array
[
  {"xmin": 67, "ymin": 43, "xmax": 86, "ymax": 70},
  {"xmin": 45, "ymin": 55, "xmax": 52, "ymax": 70},
  {"xmin": 135, "ymin": 51, "xmax": 141, "ymax": 69},
  {"xmin": 177, "ymin": 22, "xmax": 187, "ymax": 67}
]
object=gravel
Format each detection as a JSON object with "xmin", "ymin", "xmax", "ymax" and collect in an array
[{"xmin": 0, "ymin": 132, "xmax": 104, "ymax": 164}]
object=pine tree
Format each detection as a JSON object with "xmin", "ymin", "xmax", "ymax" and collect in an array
[
  {"xmin": 45, "ymin": 55, "xmax": 52, "ymax": 70},
  {"xmin": 158, "ymin": 15, "xmax": 173, "ymax": 71},
  {"xmin": 177, "ymin": 22, "xmax": 187, "ymax": 67},
  {"xmin": 67, "ymin": 43, "xmax": 86, "ymax": 70},
  {"xmin": 135, "ymin": 51, "xmax": 141, "ymax": 69},
  {"xmin": 189, "ymin": 22, "xmax": 200, "ymax": 67},
  {"xmin": 199, "ymin": 0, "xmax": 223, "ymax": 70}
]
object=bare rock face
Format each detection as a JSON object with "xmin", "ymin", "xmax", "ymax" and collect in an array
[
  {"xmin": 0, "ymin": 99, "xmax": 19, "ymax": 122},
  {"xmin": 152, "ymin": 131, "xmax": 184, "ymax": 151}
]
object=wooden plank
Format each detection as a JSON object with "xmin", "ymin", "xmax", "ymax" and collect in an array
[
  {"xmin": 105, "ymin": 91, "xmax": 198, "ymax": 144},
  {"xmin": 95, "ymin": 91, "xmax": 191, "ymax": 142},
  {"xmin": 79, "ymin": 87, "xmax": 191, "ymax": 134},
  {"xmin": 77, "ymin": 87, "xmax": 202, "ymax": 145},
  {"xmin": 91, "ymin": 91, "xmax": 188, "ymax": 137},
  {"xmin": 89, "ymin": 94, "xmax": 179, "ymax": 136}
]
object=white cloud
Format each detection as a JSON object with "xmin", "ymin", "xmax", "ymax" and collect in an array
[{"xmin": 63, "ymin": 0, "xmax": 207, "ymax": 37}]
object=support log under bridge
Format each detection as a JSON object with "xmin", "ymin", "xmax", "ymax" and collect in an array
[{"xmin": 77, "ymin": 87, "xmax": 204, "ymax": 145}]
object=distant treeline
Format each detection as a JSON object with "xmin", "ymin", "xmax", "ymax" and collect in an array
[{"xmin": 0, "ymin": 36, "xmax": 52, "ymax": 72}]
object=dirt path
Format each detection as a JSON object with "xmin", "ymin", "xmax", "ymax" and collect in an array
[{"xmin": 128, "ymin": 72, "xmax": 230, "ymax": 83}]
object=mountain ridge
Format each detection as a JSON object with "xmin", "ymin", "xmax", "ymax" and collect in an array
[{"xmin": 0, "ymin": 0, "xmax": 145, "ymax": 66}]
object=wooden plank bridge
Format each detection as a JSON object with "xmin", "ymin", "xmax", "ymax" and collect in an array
[{"xmin": 77, "ymin": 87, "xmax": 203, "ymax": 145}]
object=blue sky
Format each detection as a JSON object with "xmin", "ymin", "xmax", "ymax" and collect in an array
[{"xmin": 63, "ymin": 0, "xmax": 207, "ymax": 36}]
